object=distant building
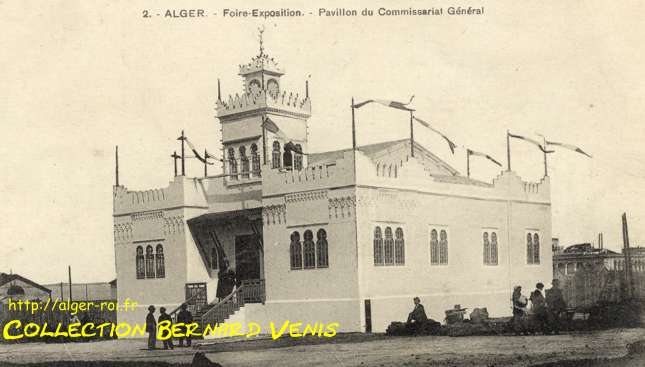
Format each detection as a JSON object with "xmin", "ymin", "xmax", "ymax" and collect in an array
[
  {"xmin": 0, "ymin": 272, "xmax": 51, "ymax": 304},
  {"xmin": 44, "ymin": 280, "xmax": 117, "ymax": 302},
  {"xmin": 553, "ymin": 243, "xmax": 645, "ymax": 277}
]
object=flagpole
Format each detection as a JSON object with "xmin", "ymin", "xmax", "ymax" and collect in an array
[
  {"xmin": 204, "ymin": 148, "xmax": 208, "ymax": 177},
  {"xmin": 171, "ymin": 151, "xmax": 178, "ymax": 177},
  {"xmin": 542, "ymin": 136, "xmax": 548, "ymax": 177},
  {"xmin": 115, "ymin": 145, "xmax": 119, "ymax": 186},
  {"xmin": 466, "ymin": 149, "xmax": 470, "ymax": 178},
  {"xmin": 351, "ymin": 97, "xmax": 357, "ymax": 151},
  {"xmin": 410, "ymin": 111, "xmax": 414, "ymax": 157},
  {"xmin": 506, "ymin": 130, "xmax": 511, "ymax": 172},
  {"xmin": 180, "ymin": 130, "xmax": 185, "ymax": 176}
]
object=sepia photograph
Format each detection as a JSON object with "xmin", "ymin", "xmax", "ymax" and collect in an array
[{"xmin": 2, "ymin": 1, "xmax": 645, "ymax": 366}]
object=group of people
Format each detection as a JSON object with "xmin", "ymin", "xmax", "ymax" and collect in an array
[
  {"xmin": 512, "ymin": 279, "xmax": 567, "ymax": 335},
  {"xmin": 145, "ymin": 303, "xmax": 194, "ymax": 350}
]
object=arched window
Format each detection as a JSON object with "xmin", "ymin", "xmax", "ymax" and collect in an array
[
  {"xmin": 373, "ymin": 227, "xmax": 383, "ymax": 266},
  {"xmin": 395, "ymin": 228, "xmax": 405, "ymax": 265},
  {"xmin": 210, "ymin": 246, "xmax": 219, "ymax": 270},
  {"xmin": 533, "ymin": 233, "xmax": 540, "ymax": 264},
  {"xmin": 290, "ymin": 232, "xmax": 302, "ymax": 270},
  {"xmin": 145, "ymin": 245, "xmax": 155, "ymax": 278},
  {"xmin": 526, "ymin": 233, "xmax": 534, "ymax": 264},
  {"xmin": 430, "ymin": 229, "xmax": 439, "ymax": 265},
  {"xmin": 491, "ymin": 232, "xmax": 499, "ymax": 265},
  {"xmin": 283, "ymin": 146, "xmax": 293, "ymax": 169},
  {"xmin": 439, "ymin": 230, "xmax": 449, "ymax": 265},
  {"xmin": 136, "ymin": 246, "xmax": 145, "ymax": 279},
  {"xmin": 228, "ymin": 148, "xmax": 238, "ymax": 180},
  {"xmin": 384, "ymin": 227, "xmax": 394, "ymax": 265},
  {"xmin": 316, "ymin": 229, "xmax": 329, "ymax": 268},
  {"xmin": 155, "ymin": 244, "xmax": 165, "ymax": 278},
  {"xmin": 251, "ymin": 143, "xmax": 260, "ymax": 176},
  {"xmin": 303, "ymin": 230, "xmax": 316, "ymax": 269},
  {"xmin": 272, "ymin": 141, "xmax": 281, "ymax": 169},
  {"xmin": 240, "ymin": 146, "xmax": 249, "ymax": 179},
  {"xmin": 294, "ymin": 144, "xmax": 303, "ymax": 170},
  {"xmin": 483, "ymin": 232, "xmax": 490, "ymax": 265}
]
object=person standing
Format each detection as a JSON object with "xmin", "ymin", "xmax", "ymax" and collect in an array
[
  {"xmin": 512, "ymin": 286, "xmax": 528, "ymax": 335},
  {"xmin": 176, "ymin": 303, "xmax": 193, "ymax": 347},
  {"xmin": 158, "ymin": 307, "xmax": 174, "ymax": 350},
  {"xmin": 145, "ymin": 305, "xmax": 157, "ymax": 350},
  {"xmin": 530, "ymin": 282, "xmax": 547, "ymax": 333},
  {"xmin": 546, "ymin": 279, "xmax": 567, "ymax": 334}
]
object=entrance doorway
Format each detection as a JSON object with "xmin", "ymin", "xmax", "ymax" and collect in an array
[{"xmin": 234, "ymin": 234, "xmax": 262, "ymax": 282}]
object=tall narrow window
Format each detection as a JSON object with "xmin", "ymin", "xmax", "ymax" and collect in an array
[
  {"xmin": 294, "ymin": 144, "xmax": 303, "ymax": 170},
  {"xmin": 228, "ymin": 148, "xmax": 238, "ymax": 180},
  {"xmin": 210, "ymin": 246, "xmax": 219, "ymax": 270},
  {"xmin": 240, "ymin": 146, "xmax": 249, "ymax": 179},
  {"xmin": 373, "ymin": 226, "xmax": 383, "ymax": 266},
  {"xmin": 136, "ymin": 246, "xmax": 145, "ymax": 279},
  {"xmin": 490, "ymin": 232, "xmax": 499, "ymax": 265},
  {"xmin": 283, "ymin": 146, "xmax": 293, "ymax": 169},
  {"xmin": 430, "ymin": 229, "xmax": 439, "ymax": 265},
  {"xmin": 483, "ymin": 232, "xmax": 491, "ymax": 265},
  {"xmin": 290, "ymin": 231, "xmax": 302, "ymax": 270},
  {"xmin": 533, "ymin": 233, "xmax": 540, "ymax": 264},
  {"xmin": 439, "ymin": 230, "xmax": 449, "ymax": 264},
  {"xmin": 526, "ymin": 233, "xmax": 534, "ymax": 264},
  {"xmin": 303, "ymin": 230, "xmax": 316, "ymax": 269},
  {"xmin": 384, "ymin": 227, "xmax": 394, "ymax": 265},
  {"xmin": 251, "ymin": 143, "xmax": 260, "ymax": 176},
  {"xmin": 394, "ymin": 228, "xmax": 405, "ymax": 265},
  {"xmin": 316, "ymin": 229, "xmax": 329, "ymax": 268},
  {"xmin": 272, "ymin": 141, "xmax": 281, "ymax": 169},
  {"xmin": 155, "ymin": 244, "xmax": 165, "ymax": 278},
  {"xmin": 145, "ymin": 245, "xmax": 155, "ymax": 278}
]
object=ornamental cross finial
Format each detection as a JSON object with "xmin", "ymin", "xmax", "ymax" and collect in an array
[{"xmin": 258, "ymin": 25, "xmax": 265, "ymax": 56}]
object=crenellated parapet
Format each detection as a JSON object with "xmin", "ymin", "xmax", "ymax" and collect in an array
[
  {"xmin": 113, "ymin": 176, "xmax": 208, "ymax": 216},
  {"xmin": 216, "ymin": 89, "xmax": 311, "ymax": 120}
]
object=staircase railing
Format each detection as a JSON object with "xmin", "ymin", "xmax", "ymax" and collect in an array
[
  {"xmin": 200, "ymin": 284, "xmax": 246, "ymax": 326},
  {"xmin": 169, "ymin": 293, "xmax": 199, "ymax": 323},
  {"xmin": 241, "ymin": 279, "xmax": 265, "ymax": 304}
]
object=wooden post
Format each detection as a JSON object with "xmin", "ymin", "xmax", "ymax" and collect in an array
[
  {"xmin": 542, "ymin": 136, "xmax": 548, "ymax": 177},
  {"xmin": 351, "ymin": 98, "xmax": 356, "ymax": 151},
  {"xmin": 409, "ymin": 111, "xmax": 415, "ymax": 157},
  {"xmin": 204, "ymin": 149, "xmax": 208, "ymax": 177},
  {"xmin": 171, "ymin": 151, "xmax": 179, "ymax": 177},
  {"xmin": 506, "ymin": 130, "xmax": 511, "ymax": 171},
  {"xmin": 217, "ymin": 79, "xmax": 221, "ymax": 101},
  {"xmin": 466, "ymin": 149, "xmax": 471, "ymax": 178},
  {"xmin": 115, "ymin": 146, "xmax": 119, "ymax": 186},
  {"xmin": 68, "ymin": 266, "xmax": 73, "ymax": 302},
  {"xmin": 180, "ymin": 130, "xmax": 186, "ymax": 176},
  {"xmin": 622, "ymin": 213, "xmax": 633, "ymax": 299}
]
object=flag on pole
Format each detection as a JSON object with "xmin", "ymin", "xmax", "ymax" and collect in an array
[
  {"xmin": 508, "ymin": 132, "xmax": 551, "ymax": 153},
  {"xmin": 545, "ymin": 140, "xmax": 592, "ymax": 158},
  {"xmin": 184, "ymin": 137, "xmax": 210, "ymax": 163},
  {"xmin": 412, "ymin": 116, "xmax": 457, "ymax": 154},
  {"xmin": 467, "ymin": 149, "xmax": 502, "ymax": 167},
  {"xmin": 352, "ymin": 95, "xmax": 415, "ymax": 111},
  {"xmin": 263, "ymin": 117, "xmax": 288, "ymax": 139}
]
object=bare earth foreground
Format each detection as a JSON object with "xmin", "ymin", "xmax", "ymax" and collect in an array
[{"xmin": 1, "ymin": 329, "xmax": 645, "ymax": 367}]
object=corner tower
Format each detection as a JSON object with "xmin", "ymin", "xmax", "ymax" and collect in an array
[{"xmin": 216, "ymin": 32, "xmax": 311, "ymax": 180}]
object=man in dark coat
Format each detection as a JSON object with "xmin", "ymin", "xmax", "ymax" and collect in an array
[
  {"xmin": 530, "ymin": 282, "xmax": 547, "ymax": 333},
  {"xmin": 146, "ymin": 305, "xmax": 157, "ymax": 350},
  {"xmin": 158, "ymin": 307, "xmax": 174, "ymax": 350},
  {"xmin": 546, "ymin": 279, "xmax": 567, "ymax": 334},
  {"xmin": 406, "ymin": 297, "xmax": 428, "ymax": 334},
  {"xmin": 176, "ymin": 303, "xmax": 193, "ymax": 347},
  {"xmin": 216, "ymin": 259, "xmax": 230, "ymax": 301}
]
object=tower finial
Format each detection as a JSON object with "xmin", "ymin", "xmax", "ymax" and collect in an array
[{"xmin": 258, "ymin": 25, "xmax": 265, "ymax": 56}]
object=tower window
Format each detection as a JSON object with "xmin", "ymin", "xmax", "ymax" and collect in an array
[
  {"xmin": 136, "ymin": 246, "xmax": 145, "ymax": 279},
  {"xmin": 394, "ymin": 227, "xmax": 405, "ymax": 265},
  {"xmin": 294, "ymin": 144, "xmax": 303, "ymax": 170},
  {"xmin": 145, "ymin": 245, "xmax": 155, "ymax": 278},
  {"xmin": 303, "ymin": 230, "xmax": 315, "ymax": 269},
  {"xmin": 240, "ymin": 146, "xmax": 249, "ymax": 179},
  {"xmin": 430, "ymin": 228, "xmax": 448, "ymax": 265},
  {"xmin": 251, "ymin": 143, "xmax": 260, "ymax": 176},
  {"xmin": 383, "ymin": 227, "xmax": 394, "ymax": 265},
  {"xmin": 155, "ymin": 244, "xmax": 165, "ymax": 278},
  {"xmin": 290, "ymin": 232, "xmax": 302, "ymax": 270},
  {"xmin": 316, "ymin": 229, "xmax": 329, "ymax": 268},
  {"xmin": 527, "ymin": 232, "xmax": 540, "ymax": 264},
  {"xmin": 228, "ymin": 148, "xmax": 237, "ymax": 180},
  {"xmin": 272, "ymin": 141, "xmax": 281, "ymax": 169},
  {"xmin": 283, "ymin": 146, "xmax": 293, "ymax": 169},
  {"xmin": 373, "ymin": 227, "xmax": 383, "ymax": 266},
  {"xmin": 483, "ymin": 230, "xmax": 499, "ymax": 266}
]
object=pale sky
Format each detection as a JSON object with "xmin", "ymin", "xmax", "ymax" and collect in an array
[{"xmin": 2, "ymin": 0, "xmax": 645, "ymax": 284}]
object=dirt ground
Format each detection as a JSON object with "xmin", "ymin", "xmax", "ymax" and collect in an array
[{"xmin": 1, "ymin": 328, "xmax": 645, "ymax": 367}]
